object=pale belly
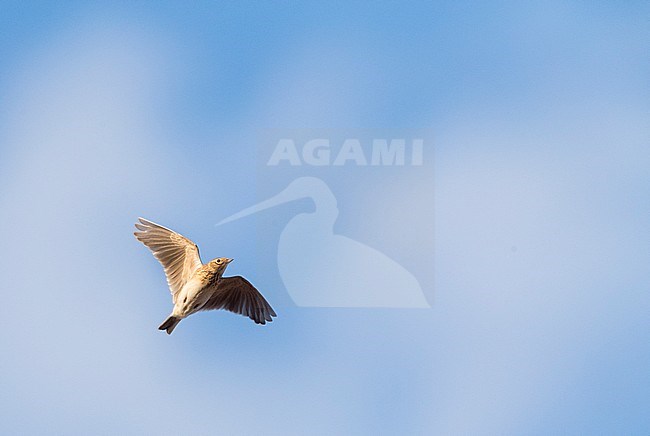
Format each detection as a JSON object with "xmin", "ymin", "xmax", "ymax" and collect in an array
[{"xmin": 173, "ymin": 277, "xmax": 212, "ymax": 317}]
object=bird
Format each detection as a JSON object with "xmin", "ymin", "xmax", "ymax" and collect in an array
[{"xmin": 134, "ymin": 217, "xmax": 276, "ymax": 334}]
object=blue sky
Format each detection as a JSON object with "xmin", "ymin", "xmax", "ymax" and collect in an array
[{"xmin": 0, "ymin": 2, "xmax": 648, "ymax": 435}]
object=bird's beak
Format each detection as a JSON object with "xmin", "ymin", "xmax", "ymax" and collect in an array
[{"xmin": 226, "ymin": 258, "xmax": 234, "ymax": 263}]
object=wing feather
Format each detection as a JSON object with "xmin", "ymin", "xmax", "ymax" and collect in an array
[
  {"xmin": 202, "ymin": 276, "xmax": 276, "ymax": 325},
  {"xmin": 134, "ymin": 217, "xmax": 203, "ymax": 303}
]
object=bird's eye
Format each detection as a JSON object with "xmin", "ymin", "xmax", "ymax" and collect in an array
[{"xmin": 216, "ymin": 259, "xmax": 222, "ymax": 264}]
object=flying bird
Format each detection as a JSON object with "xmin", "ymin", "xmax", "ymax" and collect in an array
[{"xmin": 134, "ymin": 217, "xmax": 276, "ymax": 334}]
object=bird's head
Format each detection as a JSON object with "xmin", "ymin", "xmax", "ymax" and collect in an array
[{"xmin": 209, "ymin": 257, "xmax": 233, "ymax": 275}]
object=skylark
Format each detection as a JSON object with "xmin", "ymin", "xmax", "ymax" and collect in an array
[{"xmin": 134, "ymin": 218, "xmax": 276, "ymax": 334}]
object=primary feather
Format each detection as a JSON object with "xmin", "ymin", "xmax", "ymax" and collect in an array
[{"xmin": 134, "ymin": 217, "xmax": 203, "ymax": 304}]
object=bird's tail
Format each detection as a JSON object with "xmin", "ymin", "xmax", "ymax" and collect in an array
[{"xmin": 158, "ymin": 316, "xmax": 181, "ymax": 335}]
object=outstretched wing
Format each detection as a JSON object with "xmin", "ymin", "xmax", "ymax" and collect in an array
[
  {"xmin": 202, "ymin": 276, "xmax": 277, "ymax": 325},
  {"xmin": 134, "ymin": 217, "xmax": 203, "ymax": 303}
]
